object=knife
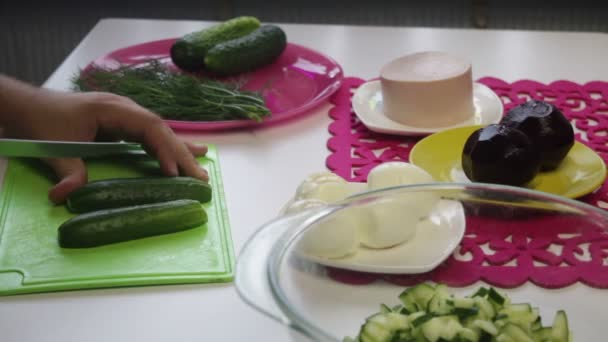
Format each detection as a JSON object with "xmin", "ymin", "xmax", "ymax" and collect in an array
[{"xmin": 0, "ymin": 139, "xmax": 146, "ymax": 158}]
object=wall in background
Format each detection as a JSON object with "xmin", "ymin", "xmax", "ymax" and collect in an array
[{"xmin": 1, "ymin": 0, "xmax": 607, "ymax": 85}]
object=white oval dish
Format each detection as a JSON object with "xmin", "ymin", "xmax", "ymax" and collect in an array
[
  {"xmin": 352, "ymin": 80, "xmax": 504, "ymax": 136},
  {"xmin": 296, "ymin": 198, "xmax": 465, "ymax": 274}
]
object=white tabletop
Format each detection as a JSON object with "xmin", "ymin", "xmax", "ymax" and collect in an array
[{"xmin": 2, "ymin": 18, "xmax": 608, "ymax": 342}]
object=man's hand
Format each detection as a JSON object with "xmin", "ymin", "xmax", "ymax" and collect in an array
[{"xmin": 0, "ymin": 75, "xmax": 208, "ymax": 204}]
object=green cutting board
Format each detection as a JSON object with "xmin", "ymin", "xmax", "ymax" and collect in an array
[{"xmin": 0, "ymin": 145, "xmax": 234, "ymax": 296}]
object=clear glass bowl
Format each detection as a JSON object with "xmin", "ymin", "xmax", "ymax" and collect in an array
[{"xmin": 236, "ymin": 183, "xmax": 608, "ymax": 341}]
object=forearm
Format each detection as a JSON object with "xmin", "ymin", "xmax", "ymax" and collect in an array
[
  {"xmin": 0, "ymin": 74, "xmax": 45, "ymax": 129},
  {"xmin": 0, "ymin": 75, "xmax": 57, "ymax": 137}
]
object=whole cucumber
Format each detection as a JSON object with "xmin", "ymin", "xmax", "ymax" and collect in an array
[
  {"xmin": 66, "ymin": 177, "xmax": 212, "ymax": 213},
  {"xmin": 170, "ymin": 16, "xmax": 261, "ymax": 71},
  {"xmin": 204, "ymin": 25, "xmax": 287, "ymax": 76},
  {"xmin": 58, "ymin": 199, "xmax": 207, "ymax": 248}
]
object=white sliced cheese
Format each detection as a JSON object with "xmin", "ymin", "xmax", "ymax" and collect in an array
[
  {"xmin": 367, "ymin": 161, "xmax": 439, "ymax": 215},
  {"xmin": 295, "ymin": 172, "xmax": 350, "ymax": 203},
  {"xmin": 359, "ymin": 201, "xmax": 419, "ymax": 249},
  {"xmin": 367, "ymin": 161, "xmax": 434, "ymax": 189},
  {"xmin": 298, "ymin": 207, "xmax": 362, "ymax": 259},
  {"xmin": 360, "ymin": 162, "xmax": 440, "ymax": 248}
]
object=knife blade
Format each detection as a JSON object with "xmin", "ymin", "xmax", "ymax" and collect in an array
[{"xmin": 0, "ymin": 139, "xmax": 146, "ymax": 158}]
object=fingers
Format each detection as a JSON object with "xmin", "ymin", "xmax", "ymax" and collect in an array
[
  {"xmin": 175, "ymin": 141, "xmax": 209, "ymax": 181},
  {"xmin": 137, "ymin": 121, "xmax": 209, "ymax": 182},
  {"xmin": 143, "ymin": 124, "xmax": 209, "ymax": 181},
  {"xmin": 45, "ymin": 158, "xmax": 87, "ymax": 204},
  {"xmin": 92, "ymin": 96, "xmax": 209, "ymax": 181},
  {"xmin": 184, "ymin": 141, "xmax": 208, "ymax": 157}
]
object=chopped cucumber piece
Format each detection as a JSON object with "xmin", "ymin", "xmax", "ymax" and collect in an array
[
  {"xmin": 452, "ymin": 307, "xmax": 479, "ymax": 320},
  {"xmin": 504, "ymin": 303, "xmax": 532, "ymax": 313},
  {"xmin": 370, "ymin": 313, "xmax": 410, "ymax": 331},
  {"xmin": 472, "ymin": 320, "xmax": 498, "ymax": 336},
  {"xmin": 457, "ymin": 327, "xmax": 479, "ymax": 342},
  {"xmin": 399, "ymin": 307, "xmax": 412, "ymax": 316},
  {"xmin": 551, "ymin": 310, "xmax": 569, "ymax": 342},
  {"xmin": 429, "ymin": 293, "xmax": 453, "ymax": 316},
  {"xmin": 361, "ymin": 321, "xmax": 392, "ymax": 342},
  {"xmin": 488, "ymin": 288, "xmax": 505, "ymax": 305},
  {"xmin": 498, "ymin": 303, "xmax": 539, "ymax": 332},
  {"xmin": 479, "ymin": 332, "xmax": 492, "ymax": 342},
  {"xmin": 427, "ymin": 285, "xmax": 453, "ymax": 315},
  {"xmin": 350, "ymin": 284, "xmax": 571, "ymax": 342},
  {"xmin": 533, "ymin": 327, "xmax": 552, "ymax": 340},
  {"xmin": 399, "ymin": 289, "xmax": 419, "ymax": 313},
  {"xmin": 407, "ymin": 311, "xmax": 427, "ymax": 323},
  {"xmin": 500, "ymin": 323, "xmax": 534, "ymax": 342},
  {"xmin": 531, "ymin": 316, "xmax": 542, "ymax": 331},
  {"xmin": 400, "ymin": 284, "xmax": 437, "ymax": 312},
  {"xmin": 495, "ymin": 334, "xmax": 515, "ymax": 342},
  {"xmin": 360, "ymin": 312, "xmax": 412, "ymax": 342},
  {"xmin": 421, "ymin": 316, "xmax": 462, "ymax": 342},
  {"xmin": 380, "ymin": 304, "xmax": 392, "ymax": 314},
  {"xmin": 412, "ymin": 314, "xmax": 435, "ymax": 328},
  {"xmin": 453, "ymin": 298, "xmax": 476, "ymax": 309},
  {"xmin": 474, "ymin": 296, "xmax": 496, "ymax": 320},
  {"xmin": 471, "ymin": 287, "xmax": 488, "ymax": 298},
  {"xmin": 392, "ymin": 305, "xmax": 404, "ymax": 312}
]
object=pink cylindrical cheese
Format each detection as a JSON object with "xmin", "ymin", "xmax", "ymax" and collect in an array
[{"xmin": 380, "ymin": 51, "xmax": 474, "ymax": 127}]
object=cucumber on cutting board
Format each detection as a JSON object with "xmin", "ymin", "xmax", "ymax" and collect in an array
[
  {"xmin": 204, "ymin": 25, "xmax": 287, "ymax": 75},
  {"xmin": 170, "ymin": 16, "xmax": 261, "ymax": 71},
  {"xmin": 348, "ymin": 283, "xmax": 572, "ymax": 342},
  {"xmin": 59, "ymin": 199, "xmax": 207, "ymax": 248},
  {"xmin": 66, "ymin": 176, "xmax": 212, "ymax": 213}
]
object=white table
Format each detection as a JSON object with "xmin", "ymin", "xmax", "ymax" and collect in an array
[{"xmin": 2, "ymin": 18, "xmax": 608, "ymax": 342}]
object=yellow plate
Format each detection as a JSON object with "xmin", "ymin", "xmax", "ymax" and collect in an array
[{"xmin": 409, "ymin": 125, "xmax": 607, "ymax": 199}]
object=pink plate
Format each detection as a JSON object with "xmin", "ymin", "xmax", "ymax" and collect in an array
[{"xmin": 87, "ymin": 38, "xmax": 344, "ymax": 131}]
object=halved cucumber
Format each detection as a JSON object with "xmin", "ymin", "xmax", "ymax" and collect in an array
[
  {"xmin": 59, "ymin": 199, "xmax": 206, "ymax": 248},
  {"xmin": 66, "ymin": 176, "xmax": 212, "ymax": 213}
]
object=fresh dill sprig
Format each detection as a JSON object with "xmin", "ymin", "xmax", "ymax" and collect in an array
[{"xmin": 72, "ymin": 60, "xmax": 271, "ymax": 122}]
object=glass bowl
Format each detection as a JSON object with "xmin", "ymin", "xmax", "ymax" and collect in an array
[{"xmin": 236, "ymin": 183, "xmax": 608, "ymax": 341}]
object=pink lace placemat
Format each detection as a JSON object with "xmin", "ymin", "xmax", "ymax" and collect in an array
[{"xmin": 325, "ymin": 76, "xmax": 608, "ymax": 289}]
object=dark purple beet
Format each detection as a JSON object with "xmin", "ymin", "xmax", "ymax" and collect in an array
[
  {"xmin": 462, "ymin": 124, "xmax": 541, "ymax": 186},
  {"xmin": 501, "ymin": 100, "xmax": 574, "ymax": 171}
]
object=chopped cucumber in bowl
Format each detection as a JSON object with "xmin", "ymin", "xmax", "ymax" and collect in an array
[
  {"xmin": 236, "ymin": 183, "xmax": 608, "ymax": 342},
  {"xmin": 348, "ymin": 283, "xmax": 571, "ymax": 342}
]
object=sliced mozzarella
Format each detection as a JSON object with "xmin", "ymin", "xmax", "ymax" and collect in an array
[
  {"xmin": 295, "ymin": 172, "xmax": 350, "ymax": 203},
  {"xmin": 367, "ymin": 161, "xmax": 435, "ymax": 189},
  {"xmin": 367, "ymin": 161, "xmax": 439, "ymax": 216},
  {"xmin": 360, "ymin": 162, "xmax": 440, "ymax": 248},
  {"xmin": 359, "ymin": 200, "xmax": 419, "ymax": 249},
  {"xmin": 298, "ymin": 208, "xmax": 362, "ymax": 259},
  {"xmin": 294, "ymin": 172, "xmax": 350, "ymax": 203}
]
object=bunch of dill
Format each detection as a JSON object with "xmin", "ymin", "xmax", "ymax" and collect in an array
[{"xmin": 72, "ymin": 61, "xmax": 271, "ymax": 122}]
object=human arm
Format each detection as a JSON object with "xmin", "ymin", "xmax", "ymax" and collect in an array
[{"xmin": 0, "ymin": 74, "xmax": 208, "ymax": 203}]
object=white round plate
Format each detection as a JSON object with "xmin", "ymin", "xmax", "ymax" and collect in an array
[
  {"xmin": 352, "ymin": 80, "xmax": 504, "ymax": 136},
  {"xmin": 289, "ymin": 197, "xmax": 466, "ymax": 274}
]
